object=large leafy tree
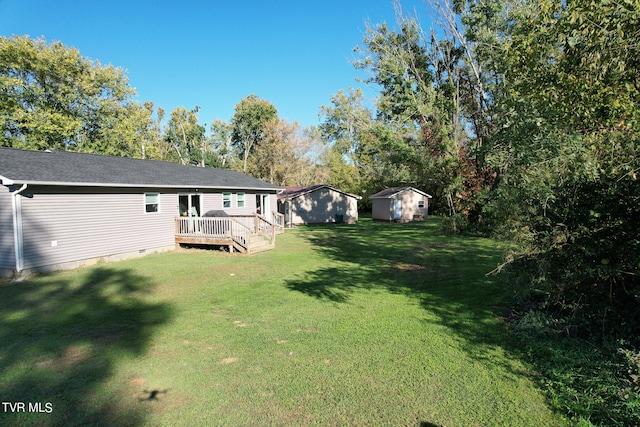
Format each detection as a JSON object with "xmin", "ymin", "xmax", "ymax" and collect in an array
[
  {"xmin": 352, "ymin": 7, "xmax": 483, "ymax": 219},
  {"xmin": 250, "ymin": 119, "xmax": 327, "ymax": 186},
  {"xmin": 319, "ymin": 88, "xmax": 413, "ymax": 197},
  {"xmin": 164, "ymin": 106, "xmax": 209, "ymax": 166},
  {"xmin": 136, "ymin": 101, "xmax": 172, "ymax": 161},
  {"xmin": 318, "ymin": 88, "xmax": 370, "ymax": 195},
  {"xmin": 0, "ymin": 36, "xmax": 145, "ymax": 155},
  {"xmin": 230, "ymin": 94, "xmax": 278, "ymax": 173},
  {"xmin": 209, "ymin": 119, "xmax": 236, "ymax": 168},
  {"xmin": 491, "ymin": 0, "xmax": 640, "ymax": 330}
]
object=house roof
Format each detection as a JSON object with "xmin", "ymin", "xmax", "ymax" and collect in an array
[
  {"xmin": 0, "ymin": 147, "xmax": 280, "ymax": 191},
  {"xmin": 369, "ymin": 187, "xmax": 432, "ymax": 199},
  {"xmin": 278, "ymin": 184, "xmax": 361, "ymax": 200}
]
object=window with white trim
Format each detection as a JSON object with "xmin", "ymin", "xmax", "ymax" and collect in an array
[
  {"xmin": 222, "ymin": 192, "xmax": 231, "ymax": 208},
  {"xmin": 237, "ymin": 192, "xmax": 245, "ymax": 208},
  {"xmin": 145, "ymin": 193, "xmax": 160, "ymax": 213},
  {"xmin": 418, "ymin": 200, "xmax": 425, "ymax": 209}
]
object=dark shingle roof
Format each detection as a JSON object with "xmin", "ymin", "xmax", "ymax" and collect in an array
[
  {"xmin": 278, "ymin": 184, "xmax": 326, "ymax": 199},
  {"xmin": 0, "ymin": 148, "xmax": 280, "ymax": 191},
  {"xmin": 277, "ymin": 184, "xmax": 361, "ymax": 200}
]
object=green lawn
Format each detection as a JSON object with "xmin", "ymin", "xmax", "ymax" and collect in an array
[{"xmin": 0, "ymin": 217, "xmax": 562, "ymax": 426}]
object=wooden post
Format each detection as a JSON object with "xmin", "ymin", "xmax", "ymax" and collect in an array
[{"xmin": 271, "ymin": 216, "xmax": 276, "ymax": 244}]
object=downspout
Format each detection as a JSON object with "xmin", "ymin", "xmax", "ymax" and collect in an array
[
  {"xmin": 285, "ymin": 199, "xmax": 291, "ymax": 227},
  {"xmin": 10, "ymin": 183, "xmax": 27, "ymax": 273}
]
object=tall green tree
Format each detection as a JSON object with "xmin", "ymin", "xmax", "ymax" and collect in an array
[
  {"xmin": 250, "ymin": 119, "xmax": 326, "ymax": 186},
  {"xmin": 490, "ymin": 0, "xmax": 640, "ymax": 330},
  {"xmin": 230, "ymin": 94, "xmax": 278, "ymax": 173},
  {"xmin": 209, "ymin": 119, "xmax": 236, "ymax": 168},
  {"xmin": 0, "ymin": 36, "xmax": 141, "ymax": 155},
  {"xmin": 318, "ymin": 88, "xmax": 369, "ymax": 194},
  {"xmin": 164, "ymin": 106, "xmax": 207, "ymax": 166},
  {"xmin": 354, "ymin": 6, "xmax": 437, "ymax": 128},
  {"xmin": 353, "ymin": 7, "xmax": 483, "ymax": 219},
  {"xmin": 134, "ymin": 101, "xmax": 166, "ymax": 161}
]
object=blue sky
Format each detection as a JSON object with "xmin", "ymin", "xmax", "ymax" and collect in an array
[{"xmin": 1, "ymin": 0, "xmax": 433, "ymax": 128}]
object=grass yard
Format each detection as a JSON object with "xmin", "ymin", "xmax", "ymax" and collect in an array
[{"xmin": 0, "ymin": 217, "xmax": 562, "ymax": 426}]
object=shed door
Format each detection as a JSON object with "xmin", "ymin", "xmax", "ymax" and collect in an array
[{"xmin": 393, "ymin": 199, "xmax": 402, "ymax": 220}]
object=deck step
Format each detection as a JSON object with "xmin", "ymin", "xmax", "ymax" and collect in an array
[
  {"xmin": 246, "ymin": 234, "xmax": 274, "ymax": 254},
  {"xmin": 249, "ymin": 244, "xmax": 275, "ymax": 254},
  {"xmin": 228, "ymin": 233, "xmax": 274, "ymax": 254}
]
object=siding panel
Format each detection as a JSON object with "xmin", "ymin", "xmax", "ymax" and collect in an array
[
  {"xmin": 20, "ymin": 187, "xmax": 176, "ymax": 269},
  {"xmin": 291, "ymin": 189, "xmax": 358, "ymax": 224}
]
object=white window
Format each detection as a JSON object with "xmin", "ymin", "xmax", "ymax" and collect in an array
[
  {"xmin": 237, "ymin": 193, "xmax": 245, "ymax": 208},
  {"xmin": 145, "ymin": 193, "xmax": 160, "ymax": 213},
  {"xmin": 223, "ymin": 192, "xmax": 231, "ymax": 208},
  {"xmin": 418, "ymin": 200, "xmax": 425, "ymax": 209}
]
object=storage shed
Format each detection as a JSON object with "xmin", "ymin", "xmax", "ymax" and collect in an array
[
  {"xmin": 277, "ymin": 185, "xmax": 361, "ymax": 226},
  {"xmin": 370, "ymin": 187, "xmax": 432, "ymax": 222}
]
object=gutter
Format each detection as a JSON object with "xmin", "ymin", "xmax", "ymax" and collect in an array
[
  {"xmin": 10, "ymin": 183, "xmax": 27, "ymax": 273},
  {"xmin": 3, "ymin": 179, "xmax": 281, "ymax": 192}
]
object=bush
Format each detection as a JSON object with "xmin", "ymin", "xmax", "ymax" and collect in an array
[
  {"xmin": 440, "ymin": 213, "xmax": 470, "ymax": 234},
  {"xmin": 511, "ymin": 308, "xmax": 640, "ymax": 426}
]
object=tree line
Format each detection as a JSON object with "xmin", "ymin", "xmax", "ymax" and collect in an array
[{"xmin": 0, "ymin": 36, "xmax": 328, "ymax": 186}]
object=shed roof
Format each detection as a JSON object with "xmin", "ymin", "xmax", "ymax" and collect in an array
[
  {"xmin": 369, "ymin": 187, "xmax": 432, "ymax": 199},
  {"xmin": 0, "ymin": 147, "xmax": 280, "ymax": 191},
  {"xmin": 278, "ymin": 184, "xmax": 361, "ymax": 200}
]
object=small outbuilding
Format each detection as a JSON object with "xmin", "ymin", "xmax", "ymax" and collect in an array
[
  {"xmin": 370, "ymin": 187, "xmax": 432, "ymax": 222},
  {"xmin": 277, "ymin": 184, "xmax": 361, "ymax": 226}
]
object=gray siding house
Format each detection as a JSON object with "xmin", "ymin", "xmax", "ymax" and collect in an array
[
  {"xmin": 370, "ymin": 187, "xmax": 432, "ymax": 222},
  {"xmin": 0, "ymin": 148, "xmax": 281, "ymax": 276},
  {"xmin": 277, "ymin": 185, "xmax": 360, "ymax": 226}
]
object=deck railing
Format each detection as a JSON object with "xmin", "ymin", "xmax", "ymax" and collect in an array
[
  {"xmin": 175, "ymin": 216, "xmax": 231, "ymax": 237},
  {"xmin": 272, "ymin": 211, "xmax": 285, "ymax": 233},
  {"xmin": 230, "ymin": 219, "xmax": 250, "ymax": 248},
  {"xmin": 174, "ymin": 213, "xmax": 277, "ymax": 251}
]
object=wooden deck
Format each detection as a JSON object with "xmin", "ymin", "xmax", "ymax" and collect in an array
[{"xmin": 175, "ymin": 213, "xmax": 283, "ymax": 254}]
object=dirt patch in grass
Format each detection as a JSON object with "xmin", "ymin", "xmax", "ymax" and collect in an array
[
  {"xmin": 128, "ymin": 378, "xmax": 146, "ymax": 387},
  {"xmin": 219, "ymin": 357, "xmax": 238, "ymax": 365},
  {"xmin": 393, "ymin": 262, "xmax": 434, "ymax": 272},
  {"xmin": 233, "ymin": 320, "xmax": 248, "ymax": 327},
  {"xmin": 36, "ymin": 345, "xmax": 92, "ymax": 372},
  {"xmin": 420, "ymin": 243, "xmax": 454, "ymax": 250}
]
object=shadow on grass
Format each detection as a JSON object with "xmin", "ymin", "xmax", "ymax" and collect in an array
[
  {"xmin": 285, "ymin": 218, "xmax": 525, "ymax": 373},
  {"xmin": 0, "ymin": 267, "xmax": 173, "ymax": 426}
]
